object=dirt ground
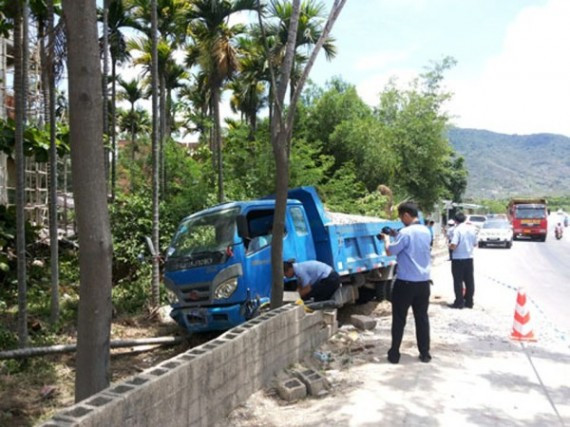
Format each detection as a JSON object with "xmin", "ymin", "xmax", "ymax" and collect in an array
[
  {"xmin": 0, "ymin": 311, "xmax": 207, "ymax": 427},
  {"xmin": 220, "ymin": 300, "xmax": 393, "ymax": 427}
]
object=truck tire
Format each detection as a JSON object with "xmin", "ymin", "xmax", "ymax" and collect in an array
[
  {"xmin": 375, "ymin": 280, "xmax": 393, "ymax": 302},
  {"xmin": 539, "ymin": 235, "xmax": 547, "ymax": 242}
]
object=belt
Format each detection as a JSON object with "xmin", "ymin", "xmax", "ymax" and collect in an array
[{"xmin": 396, "ymin": 279, "xmax": 430, "ymax": 285}]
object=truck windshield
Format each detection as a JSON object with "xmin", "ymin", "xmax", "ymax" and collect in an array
[
  {"xmin": 168, "ymin": 207, "xmax": 239, "ymax": 258},
  {"xmin": 515, "ymin": 206, "xmax": 546, "ymax": 219}
]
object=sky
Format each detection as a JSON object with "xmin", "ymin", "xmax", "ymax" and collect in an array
[
  {"xmin": 108, "ymin": 0, "xmax": 570, "ymax": 138},
  {"xmin": 305, "ymin": 0, "xmax": 570, "ymax": 137}
]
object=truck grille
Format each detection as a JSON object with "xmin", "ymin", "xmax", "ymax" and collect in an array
[{"xmin": 179, "ymin": 283, "xmax": 211, "ymax": 305}]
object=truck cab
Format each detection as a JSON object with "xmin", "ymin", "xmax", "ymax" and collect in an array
[{"xmin": 164, "ymin": 198, "xmax": 316, "ymax": 332}]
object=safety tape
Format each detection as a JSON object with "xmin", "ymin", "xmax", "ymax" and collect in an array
[{"xmin": 484, "ymin": 274, "xmax": 569, "ymax": 346}]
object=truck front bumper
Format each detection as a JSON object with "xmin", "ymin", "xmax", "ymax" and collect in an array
[{"xmin": 170, "ymin": 303, "xmax": 246, "ymax": 333}]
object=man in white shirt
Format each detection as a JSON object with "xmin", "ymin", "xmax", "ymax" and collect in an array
[{"xmin": 448, "ymin": 212, "xmax": 478, "ymax": 309}]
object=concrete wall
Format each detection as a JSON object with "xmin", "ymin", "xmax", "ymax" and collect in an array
[{"xmin": 41, "ymin": 305, "xmax": 330, "ymax": 427}]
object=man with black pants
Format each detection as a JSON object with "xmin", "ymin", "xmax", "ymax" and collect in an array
[
  {"xmin": 380, "ymin": 202, "xmax": 432, "ymax": 364},
  {"xmin": 283, "ymin": 260, "xmax": 340, "ymax": 302},
  {"xmin": 448, "ymin": 212, "xmax": 478, "ymax": 309}
]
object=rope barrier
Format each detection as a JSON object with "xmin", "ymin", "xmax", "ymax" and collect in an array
[{"xmin": 483, "ymin": 273, "xmax": 569, "ymax": 345}]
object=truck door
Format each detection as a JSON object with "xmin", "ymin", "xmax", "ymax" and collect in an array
[{"xmin": 288, "ymin": 206, "xmax": 316, "ymax": 262}]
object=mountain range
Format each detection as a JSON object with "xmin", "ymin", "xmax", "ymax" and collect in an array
[{"xmin": 447, "ymin": 128, "xmax": 570, "ymax": 199}]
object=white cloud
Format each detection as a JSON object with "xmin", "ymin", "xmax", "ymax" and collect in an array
[
  {"xmin": 448, "ymin": 0, "xmax": 570, "ymax": 136},
  {"xmin": 356, "ymin": 69, "xmax": 418, "ymax": 106}
]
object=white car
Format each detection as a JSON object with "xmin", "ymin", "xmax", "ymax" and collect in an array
[
  {"xmin": 466, "ymin": 214, "xmax": 487, "ymax": 231},
  {"xmin": 478, "ymin": 220, "xmax": 514, "ymax": 248}
]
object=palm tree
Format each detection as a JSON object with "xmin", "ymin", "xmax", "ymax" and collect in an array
[
  {"xmin": 128, "ymin": 36, "xmax": 175, "ymax": 196},
  {"xmin": 47, "ymin": 0, "xmax": 59, "ymax": 324},
  {"xmin": 61, "ymin": 0, "xmax": 113, "ymax": 402},
  {"xmin": 268, "ymin": 0, "xmax": 337, "ymax": 101},
  {"xmin": 12, "ymin": 0, "xmax": 30, "ymax": 347},
  {"xmin": 185, "ymin": 0, "xmax": 258, "ymax": 203},
  {"xmin": 150, "ymin": 0, "xmax": 160, "ymax": 307},
  {"xmin": 118, "ymin": 77, "xmax": 143, "ymax": 191},
  {"xmin": 229, "ymin": 36, "xmax": 268, "ymax": 136},
  {"xmin": 100, "ymin": 0, "xmax": 139, "ymax": 201}
]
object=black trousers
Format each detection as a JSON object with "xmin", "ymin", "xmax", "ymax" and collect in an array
[
  {"xmin": 305, "ymin": 271, "xmax": 340, "ymax": 302},
  {"xmin": 390, "ymin": 279, "xmax": 430, "ymax": 357},
  {"xmin": 451, "ymin": 258, "xmax": 475, "ymax": 307}
]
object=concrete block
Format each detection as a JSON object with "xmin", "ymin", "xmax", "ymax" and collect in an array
[
  {"xmin": 53, "ymin": 404, "xmax": 94, "ymax": 426},
  {"xmin": 277, "ymin": 377, "xmax": 307, "ymax": 402},
  {"xmin": 350, "ymin": 314, "xmax": 377, "ymax": 330},
  {"xmin": 293, "ymin": 369, "xmax": 328, "ymax": 396},
  {"xmin": 322, "ymin": 309, "xmax": 338, "ymax": 336}
]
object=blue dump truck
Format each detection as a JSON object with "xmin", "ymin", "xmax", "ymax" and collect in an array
[{"xmin": 164, "ymin": 187, "xmax": 403, "ymax": 333}]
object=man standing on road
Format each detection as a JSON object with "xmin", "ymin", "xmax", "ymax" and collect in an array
[
  {"xmin": 380, "ymin": 202, "xmax": 432, "ymax": 364},
  {"xmin": 448, "ymin": 212, "xmax": 478, "ymax": 309}
]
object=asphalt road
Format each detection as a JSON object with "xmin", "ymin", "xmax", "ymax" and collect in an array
[{"xmin": 474, "ymin": 214, "xmax": 570, "ymax": 336}]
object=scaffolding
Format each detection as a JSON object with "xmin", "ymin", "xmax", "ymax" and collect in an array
[{"xmin": 1, "ymin": 28, "xmax": 72, "ymax": 230}]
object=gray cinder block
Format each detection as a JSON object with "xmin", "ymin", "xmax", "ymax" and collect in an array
[
  {"xmin": 293, "ymin": 369, "xmax": 328, "ymax": 396},
  {"xmin": 350, "ymin": 314, "xmax": 377, "ymax": 330},
  {"xmin": 277, "ymin": 377, "xmax": 307, "ymax": 402}
]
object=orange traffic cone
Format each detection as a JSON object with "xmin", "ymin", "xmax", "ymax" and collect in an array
[{"xmin": 510, "ymin": 288, "xmax": 536, "ymax": 341}]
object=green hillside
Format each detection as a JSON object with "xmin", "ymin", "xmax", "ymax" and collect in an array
[{"xmin": 448, "ymin": 128, "xmax": 570, "ymax": 199}]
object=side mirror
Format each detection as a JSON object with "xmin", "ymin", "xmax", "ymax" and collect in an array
[{"xmin": 236, "ymin": 215, "xmax": 250, "ymax": 240}]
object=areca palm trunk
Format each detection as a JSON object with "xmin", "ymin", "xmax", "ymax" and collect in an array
[
  {"xmin": 111, "ymin": 57, "xmax": 117, "ymax": 202},
  {"xmin": 150, "ymin": 0, "xmax": 160, "ymax": 307},
  {"xmin": 48, "ymin": 0, "xmax": 59, "ymax": 324},
  {"xmin": 159, "ymin": 72, "xmax": 166, "ymax": 197},
  {"xmin": 102, "ymin": 0, "xmax": 110, "ymax": 184},
  {"xmin": 62, "ymin": 0, "xmax": 113, "ymax": 402},
  {"xmin": 212, "ymin": 83, "xmax": 224, "ymax": 202},
  {"xmin": 15, "ymin": 0, "xmax": 29, "ymax": 347},
  {"xmin": 130, "ymin": 103, "xmax": 136, "ymax": 193}
]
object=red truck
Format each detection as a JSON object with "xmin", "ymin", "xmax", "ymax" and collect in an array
[{"xmin": 507, "ymin": 198, "xmax": 548, "ymax": 241}]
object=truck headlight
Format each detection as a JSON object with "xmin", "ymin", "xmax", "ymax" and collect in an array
[{"xmin": 214, "ymin": 278, "xmax": 238, "ymax": 300}]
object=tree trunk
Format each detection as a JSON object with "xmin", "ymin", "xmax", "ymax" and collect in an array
[
  {"xmin": 48, "ymin": 0, "xmax": 60, "ymax": 325},
  {"xmin": 130, "ymin": 103, "xmax": 136, "ymax": 193},
  {"xmin": 14, "ymin": 0, "xmax": 29, "ymax": 348},
  {"xmin": 111, "ymin": 57, "xmax": 117, "ymax": 202},
  {"xmin": 159, "ymin": 73, "xmax": 166, "ymax": 197},
  {"xmin": 270, "ymin": 124, "xmax": 289, "ymax": 309},
  {"xmin": 102, "ymin": 0, "xmax": 110, "ymax": 187},
  {"xmin": 63, "ymin": 155, "xmax": 68, "ymax": 236},
  {"xmin": 150, "ymin": 0, "xmax": 160, "ymax": 308},
  {"xmin": 62, "ymin": 0, "xmax": 113, "ymax": 403},
  {"xmin": 212, "ymin": 84, "xmax": 224, "ymax": 203}
]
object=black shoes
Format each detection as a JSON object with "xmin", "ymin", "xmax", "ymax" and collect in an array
[
  {"xmin": 447, "ymin": 303, "xmax": 463, "ymax": 309},
  {"xmin": 387, "ymin": 349, "xmax": 400, "ymax": 364},
  {"xmin": 388, "ymin": 350, "xmax": 432, "ymax": 363}
]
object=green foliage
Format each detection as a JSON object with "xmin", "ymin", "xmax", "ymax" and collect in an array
[
  {"xmin": 329, "ymin": 115, "xmax": 397, "ymax": 191},
  {"xmin": 371, "ymin": 58, "xmax": 458, "ymax": 209},
  {"xmin": 441, "ymin": 152, "xmax": 468, "ymax": 203},
  {"xmin": 300, "ymin": 77, "xmax": 371, "ymax": 154},
  {"xmin": 0, "ymin": 119, "xmax": 70, "ymax": 162},
  {"xmin": 0, "ymin": 205, "xmax": 40, "ymax": 290},
  {"xmin": 111, "ymin": 264, "xmax": 151, "ymax": 314}
]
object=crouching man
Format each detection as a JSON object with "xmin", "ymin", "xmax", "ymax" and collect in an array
[{"xmin": 283, "ymin": 260, "xmax": 340, "ymax": 302}]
